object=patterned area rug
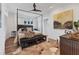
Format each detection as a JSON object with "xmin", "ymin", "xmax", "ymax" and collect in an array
[{"xmin": 5, "ymin": 37, "xmax": 60, "ymax": 55}]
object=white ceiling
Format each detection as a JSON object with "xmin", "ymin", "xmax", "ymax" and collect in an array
[
  {"xmin": 6, "ymin": 3, "xmax": 59, "ymax": 15},
  {"xmin": 6, "ymin": 3, "xmax": 79, "ymax": 15}
]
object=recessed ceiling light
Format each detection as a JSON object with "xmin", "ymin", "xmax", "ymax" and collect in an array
[{"xmin": 49, "ymin": 6, "xmax": 53, "ymax": 8}]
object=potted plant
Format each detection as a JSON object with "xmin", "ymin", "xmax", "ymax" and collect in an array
[{"xmin": 74, "ymin": 20, "xmax": 79, "ymax": 31}]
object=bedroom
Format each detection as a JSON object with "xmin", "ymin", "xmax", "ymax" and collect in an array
[
  {"xmin": 5, "ymin": 3, "xmax": 59, "ymax": 55},
  {"xmin": 1, "ymin": 3, "xmax": 79, "ymax": 55}
]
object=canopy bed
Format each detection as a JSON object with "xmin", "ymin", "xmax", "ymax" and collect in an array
[{"xmin": 16, "ymin": 8, "xmax": 46, "ymax": 49}]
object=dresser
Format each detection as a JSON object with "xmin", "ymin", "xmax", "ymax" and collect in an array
[{"xmin": 60, "ymin": 32, "xmax": 79, "ymax": 55}]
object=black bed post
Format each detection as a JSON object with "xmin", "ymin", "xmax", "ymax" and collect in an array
[
  {"xmin": 41, "ymin": 14, "xmax": 43, "ymax": 34},
  {"xmin": 17, "ymin": 8, "xmax": 18, "ymax": 31},
  {"xmin": 16, "ymin": 8, "xmax": 19, "ymax": 47}
]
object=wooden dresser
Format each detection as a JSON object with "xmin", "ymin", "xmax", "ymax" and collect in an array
[{"xmin": 60, "ymin": 32, "xmax": 79, "ymax": 55}]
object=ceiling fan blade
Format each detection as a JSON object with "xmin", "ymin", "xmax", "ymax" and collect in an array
[
  {"xmin": 31, "ymin": 9, "xmax": 42, "ymax": 12},
  {"xmin": 35, "ymin": 9, "xmax": 42, "ymax": 12}
]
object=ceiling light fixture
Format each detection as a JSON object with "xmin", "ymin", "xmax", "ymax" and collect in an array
[{"xmin": 49, "ymin": 6, "xmax": 53, "ymax": 8}]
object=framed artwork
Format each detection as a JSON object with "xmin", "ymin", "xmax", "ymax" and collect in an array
[
  {"xmin": 24, "ymin": 21, "xmax": 27, "ymax": 24},
  {"xmin": 31, "ymin": 21, "xmax": 33, "ymax": 24},
  {"xmin": 53, "ymin": 9, "xmax": 73, "ymax": 29},
  {"xmin": 28, "ymin": 21, "xmax": 30, "ymax": 24}
]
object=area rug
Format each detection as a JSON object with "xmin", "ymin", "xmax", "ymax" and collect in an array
[{"xmin": 5, "ymin": 37, "xmax": 60, "ymax": 55}]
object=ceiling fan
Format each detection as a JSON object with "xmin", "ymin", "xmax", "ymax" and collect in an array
[{"xmin": 31, "ymin": 3, "xmax": 42, "ymax": 12}]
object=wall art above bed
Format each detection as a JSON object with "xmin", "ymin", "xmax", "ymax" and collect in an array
[{"xmin": 53, "ymin": 9, "xmax": 73, "ymax": 29}]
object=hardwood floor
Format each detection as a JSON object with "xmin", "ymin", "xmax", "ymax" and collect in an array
[
  {"xmin": 5, "ymin": 37, "xmax": 17, "ymax": 54},
  {"xmin": 5, "ymin": 37, "xmax": 60, "ymax": 55}
]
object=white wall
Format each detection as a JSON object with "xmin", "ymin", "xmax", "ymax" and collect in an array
[
  {"xmin": 43, "ymin": 4, "xmax": 79, "ymax": 40},
  {"xmin": 6, "ymin": 12, "xmax": 16, "ymax": 38},
  {"xmin": 0, "ymin": 4, "xmax": 8, "ymax": 54}
]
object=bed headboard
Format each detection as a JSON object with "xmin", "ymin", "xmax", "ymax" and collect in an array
[{"xmin": 17, "ymin": 25, "xmax": 33, "ymax": 31}]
